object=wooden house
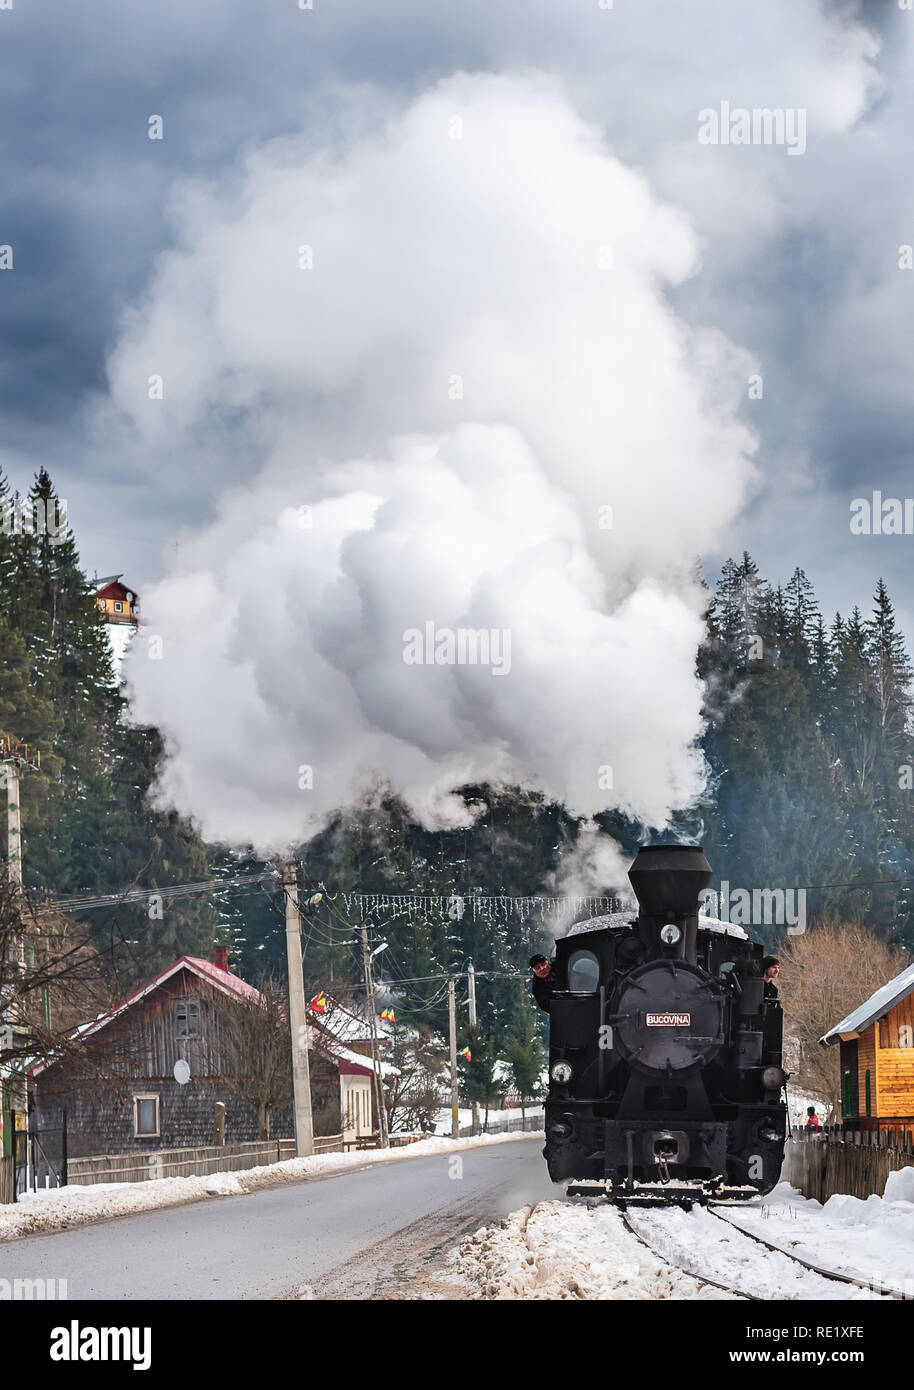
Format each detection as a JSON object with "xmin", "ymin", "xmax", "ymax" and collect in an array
[
  {"xmin": 821, "ymin": 961, "xmax": 914, "ymax": 1133},
  {"xmin": 30, "ymin": 951, "xmax": 396, "ymax": 1158},
  {"xmin": 95, "ymin": 575, "xmax": 139, "ymax": 626}
]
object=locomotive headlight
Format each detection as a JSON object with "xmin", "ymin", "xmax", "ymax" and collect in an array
[
  {"xmin": 660, "ymin": 924, "xmax": 681, "ymax": 946},
  {"xmin": 550, "ymin": 1060, "xmax": 573, "ymax": 1084},
  {"xmin": 761, "ymin": 1065, "xmax": 787, "ymax": 1090}
]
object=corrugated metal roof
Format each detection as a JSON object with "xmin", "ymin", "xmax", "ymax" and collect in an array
[{"xmin": 820, "ymin": 960, "xmax": 914, "ymax": 1046}]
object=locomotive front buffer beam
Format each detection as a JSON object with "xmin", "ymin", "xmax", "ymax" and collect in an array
[{"xmin": 565, "ymin": 1177, "xmax": 761, "ymax": 1208}]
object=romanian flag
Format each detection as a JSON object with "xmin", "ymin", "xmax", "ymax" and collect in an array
[
  {"xmin": 460, "ymin": 1046, "xmax": 472, "ymax": 1062},
  {"xmin": 309, "ymin": 990, "xmax": 328, "ymax": 1014},
  {"xmin": 379, "ymin": 1007, "xmax": 396, "ymax": 1025}
]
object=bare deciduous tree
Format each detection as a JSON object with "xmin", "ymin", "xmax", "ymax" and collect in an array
[
  {"xmin": 779, "ymin": 924, "xmax": 908, "ymax": 1114},
  {"xmin": 0, "ymin": 877, "xmax": 119, "ymax": 1076},
  {"xmin": 213, "ymin": 975, "xmax": 292, "ymax": 1139},
  {"xmin": 383, "ymin": 1025, "xmax": 448, "ymax": 1133}
]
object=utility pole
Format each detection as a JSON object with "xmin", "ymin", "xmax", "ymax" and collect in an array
[
  {"xmin": 1, "ymin": 736, "xmax": 40, "ymax": 1165},
  {"xmin": 282, "ymin": 861, "xmax": 314, "ymax": 1157},
  {"xmin": 2, "ymin": 736, "xmax": 39, "ymax": 960},
  {"xmin": 467, "ymin": 960, "xmax": 479, "ymax": 1137},
  {"xmin": 361, "ymin": 926, "xmax": 389, "ymax": 1148},
  {"xmin": 448, "ymin": 976, "xmax": 459, "ymax": 1139}
]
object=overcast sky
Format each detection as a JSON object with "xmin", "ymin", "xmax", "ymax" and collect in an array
[{"xmin": 3, "ymin": 0, "xmax": 913, "ymax": 634}]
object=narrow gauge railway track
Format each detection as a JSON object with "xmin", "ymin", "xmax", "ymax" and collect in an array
[
  {"xmin": 619, "ymin": 1201, "xmax": 901, "ymax": 1300},
  {"xmin": 616, "ymin": 1207, "xmax": 755, "ymax": 1300},
  {"xmin": 708, "ymin": 1205, "xmax": 909, "ymax": 1300}
]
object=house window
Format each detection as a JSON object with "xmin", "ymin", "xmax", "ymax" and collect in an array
[
  {"xmin": 114, "ymin": 601, "xmax": 123, "ymax": 612},
  {"xmin": 175, "ymin": 998, "xmax": 199, "ymax": 1037},
  {"xmin": 134, "ymin": 1094, "xmax": 160, "ymax": 1137}
]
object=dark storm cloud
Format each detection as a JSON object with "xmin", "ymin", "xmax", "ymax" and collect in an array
[{"xmin": 2, "ymin": 0, "xmax": 912, "ymax": 628}]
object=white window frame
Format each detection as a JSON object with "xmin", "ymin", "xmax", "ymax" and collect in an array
[{"xmin": 134, "ymin": 1093, "xmax": 160, "ymax": 1138}]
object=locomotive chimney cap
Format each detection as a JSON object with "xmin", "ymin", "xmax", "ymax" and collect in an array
[{"xmin": 628, "ymin": 843, "xmax": 712, "ymax": 919}]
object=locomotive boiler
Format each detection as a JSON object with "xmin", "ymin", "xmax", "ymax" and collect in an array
[{"xmin": 542, "ymin": 844, "xmax": 787, "ymax": 1203}]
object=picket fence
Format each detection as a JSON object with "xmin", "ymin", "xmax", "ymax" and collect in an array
[{"xmin": 784, "ymin": 1125, "xmax": 914, "ymax": 1203}]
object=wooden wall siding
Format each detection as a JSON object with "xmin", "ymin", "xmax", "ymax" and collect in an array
[
  {"xmin": 884, "ymin": 996, "xmax": 914, "ymax": 1048},
  {"xmin": 873, "ymin": 1048, "xmax": 914, "ymax": 1117},
  {"xmin": 31, "ymin": 965, "xmax": 346, "ymax": 1155},
  {"xmin": 33, "ymin": 1080, "xmax": 295, "ymax": 1158},
  {"xmin": 842, "ymin": 997, "xmax": 914, "ymax": 1119},
  {"xmin": 857, "ymin": 1026, "xmax": 876, "ymax": 1115}
]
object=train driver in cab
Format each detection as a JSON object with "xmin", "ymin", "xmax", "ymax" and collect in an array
[
  {"xmin": 762, "ymin": 956, "xmax": 780, "ymax": 1001},
  {"xmin": 530, "ymin": 954, "xmax": 555, "ymax": 1012}
]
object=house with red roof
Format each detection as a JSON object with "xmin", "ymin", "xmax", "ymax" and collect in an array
[
  {"xmin": 30, "ymin": 949, "xmax": 396, "ymax": 1159},
  {"xmin": 95, "ymin": 575, "xmax": 139, "ymax": 626}
]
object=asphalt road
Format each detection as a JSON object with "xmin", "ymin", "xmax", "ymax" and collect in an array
[{"xmin": 0, "ymin": 1137, "xmax": 559, "ymax": 1300}]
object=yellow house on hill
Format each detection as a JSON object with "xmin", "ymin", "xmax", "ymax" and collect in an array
[{"xmin": 96, "ymin": 575, "xmax": 139, "ymax": 626}]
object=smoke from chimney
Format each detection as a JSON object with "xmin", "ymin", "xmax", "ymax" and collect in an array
[{"xmin": 108, "ymin": 74, "xmax": 758, "ymax": 862}]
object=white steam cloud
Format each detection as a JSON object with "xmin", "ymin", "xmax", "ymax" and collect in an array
[{"xmin": 109, "ymin": 73, "xmax": 758, "ymax": 852}]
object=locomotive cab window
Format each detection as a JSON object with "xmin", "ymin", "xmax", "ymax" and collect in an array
[{"xmin": 567, "ymin": 949, "xmax": 600, "ymax": 993}]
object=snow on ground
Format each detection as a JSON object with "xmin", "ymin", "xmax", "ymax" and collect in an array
[
  {"xmin": 726, "ymin": 1176, "xmax": 914, "ymax": 1295},
  {"xmin": 456, "ymin": 1201, "xmax": 736, "ymax": 1299},
  {"xmin": 627, "ymin": 1204, "xmax": 884, "ymax": 1301},
  {"xmin": 431, "ymin": 1105, "xmax": 543, "ymax": 1136},
  {"xmin": 456, "ymin": 1174, "xmax": 914, "ymax": 1300},
  {"xmin": 0, "ymin": 1130, "xmax": 541, "ymax": 1244}
]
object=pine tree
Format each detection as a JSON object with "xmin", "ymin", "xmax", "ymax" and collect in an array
[{"xmin": 504, "ymin": 984, "xmax": 546, "ymax": 1120}]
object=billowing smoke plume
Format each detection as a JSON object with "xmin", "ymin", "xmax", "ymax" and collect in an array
[{"xmin": 107, "ymin": 73, "xmax": 758, "ymax": 855}]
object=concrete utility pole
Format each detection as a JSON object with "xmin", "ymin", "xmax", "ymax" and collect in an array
[
  {"xmin": 361, "ymin": 926, "xmax": 389, "ymax": 1148},
  {"xmin": 448, "ymin": 976, "xmax": 459, "ymax": 1139},
  {"xmin": 1, "ymin": 736, "xmax": 40, "ymax": 1161},
  {"xmin": 467, "ymin": 960, "xmax": 479, "ymax": 1137},
  {"xmin": 282, "ymin": 861, "xmax": 314, "ymax": 1157},
  {"xmin": 2, "ymin": 737, "xmax": 38, "ymax": 963}
]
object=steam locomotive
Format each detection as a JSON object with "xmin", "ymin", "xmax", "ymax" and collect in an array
[{"xmin": 543, "ymin": 845, "xmax": 787, "ymax": 1203}]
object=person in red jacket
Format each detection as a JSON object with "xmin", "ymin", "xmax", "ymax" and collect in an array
[{"xmin": 805, "ymin": 1105, "xmax": 821, "ymax": 1132}]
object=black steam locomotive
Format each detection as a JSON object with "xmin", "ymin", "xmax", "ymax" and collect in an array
[{"xmin": 542, "ymin": 845, "xmax": 787, "ymax": 1203}]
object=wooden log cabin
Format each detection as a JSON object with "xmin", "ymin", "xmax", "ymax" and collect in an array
[{"xmin": 821, "ymin": 961, "xmax": 914, "ymax": 1134}]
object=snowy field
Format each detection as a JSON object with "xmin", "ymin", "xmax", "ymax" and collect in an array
[
  {"xmin": 0, "ymin": 1130, "xmax": 541, "ymax": 1243},
  {"xmin": 455, "ymin": 1177, "xmax": 914, "ymax": 1300}
]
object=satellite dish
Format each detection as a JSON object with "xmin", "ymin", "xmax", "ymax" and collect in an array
[{"xmin": 174, "ymin": 1059, "xmax": 191, "ymax": 1085}]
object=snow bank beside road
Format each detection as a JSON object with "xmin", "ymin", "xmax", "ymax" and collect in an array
[
  {"xmin": 0, "ymin": 1131, "xmax": 542, "ymax": 1243},
  {"xmin": 457, "ymin": 1201, "xmax": 735, "ymax": 1300}
]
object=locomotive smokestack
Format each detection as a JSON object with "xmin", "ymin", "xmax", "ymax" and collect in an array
[{"xmin": 628, "ymin": 844, "xmax": 712, "ymax": 963}]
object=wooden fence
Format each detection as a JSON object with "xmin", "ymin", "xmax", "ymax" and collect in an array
[
  {"xmin": 784, "ymin": 1126, "xmax": 914, "ymax": 1203},
  {"xmin": 459, "ymin": 1109, "xmax": 544, "ymax": 1138},
  {"xmin": 63, "ymin": 1134, "xmax": 343, "ymax": 1189}
]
